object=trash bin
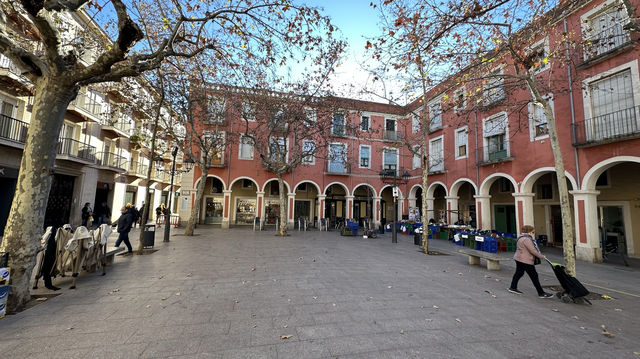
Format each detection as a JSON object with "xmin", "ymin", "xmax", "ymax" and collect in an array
[
  {"xmin": 414, "ymin": 232, "xmax": 421, "ymax": 245},
  {"xmin": 143, "ymin": 224, "xmax": 155, "ymax": 248}
]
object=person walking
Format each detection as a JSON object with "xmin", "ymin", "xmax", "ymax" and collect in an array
[
  {"xmin": 112, "ymin": 206, "xmax": 134, "ymax": 254},
  {"xmin": 508, "ymin": 225, "xmax": 553, "ymax": 298},
  {"xmin": 81, "ymin": 202, "xmax": 92, "ymax": 227}
]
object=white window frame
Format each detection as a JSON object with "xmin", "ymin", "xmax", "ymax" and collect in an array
[
  {"xmin": 482, "ymin": 112, "xmax": 510, "ymax": 160},
  {"xmin": 328, "ymin": 142, "xmax": 348, "ymax": 173},
  {"xmin": 385, "ymin": 118, "xmax": 397, "ymax": 131},
  {"xmin": 0, "ymin": 94, "xmax": 18, "ymax": 118},
  {"xmin": 412, "ymin": 115, "xmax": 421, "ymax": 133},
  {"xmin": 453, "ymin": 87, "xmax": 466, "ymax": 113},
  {"xmin": 454, "ymin": 126, "xmax": 468, "ymax": 159},
  {"xmin": 428, "ymin": 135, "xmax": 444, "ymax": 172},
  {"xmin": 582, "ymin": 59, "xmax": 640, "ymax": 121},
  {"xmin": 428, "ymin": 96, "xmax": 443, "ymax": 131},
  {"xmin": 238, "ymin": 134, "xmax": 254, "ymax": 160},
  {"xmin": 581, "ymin": 0, "xmax": 631, "ymax": 61},
  {"xmin": 305, "ymin": 108, "xmax": 317, "ymax": 125},
  {"xmin": 528, "ymin": 94, "xmax": 553, "ymax": 141},
  {"xmin": 206, "ymin": 97, "xmax": 226, "ymax": 124},
  {"xmin": 203, "ymin": 130, "xmax": 225, "ymax": 164},
  {"xmin": 359, "ymin": 144, "xmax": 371, "ymax": 169},
  {"xmin": 412, "ymin": 145, "xmax": 421, "ymax": 169},
  {"xmin": 242, "ymin": 101, "xmax": 256, "ymax": 122},
  {"xmin": 360, "ymin": 115, "xmax": 370, "ymax": 132},
  {"xmin": 527, "ymin": 37, "xmax": 550, "ymax": 74},
  {"xmin": 302, "ymin": 139, "xmax": 315, "ymax": 165},
  {"xmin": 483, "ymin": 66, "xmax": 505, "ymax": 106},
  {"xmin": 269, "ymin": 137, "xmax": 289, "ymax": 163},
  {"xmin": 381, "ymin": 147, "xmax": 399, "ymax": 170},
  {"xmin": 332, "ymin": 113, "xmax": 346, "ymax": 136}
]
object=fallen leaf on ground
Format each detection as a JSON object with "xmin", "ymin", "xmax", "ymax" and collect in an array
[
  {"xmin": 109, "ymin": 288, "xmax": 120, "ymax": 294},
  {"xmin": 387, "ymin": 285, "xmax": 392, "ymax": 289},
  {"xmin": 283, "ymin": 325, "xmax": 288, "ymax": 328},
  {"xmin": 602, "ymin": 330, "xmax": 614, "ymax": 338},
  {"xmin": 433, "ymin": 305, "xmax": 439, "ymax": 309},
  {"xmin": 66, "ymin": 327, "xmax": 73, "ymax": 330},
  {"xmin": 580, "ymin": 327, "xmax": 586, "ymax": 330},
  {"xmin": 491, "ymin": 295, "xmax": 497, "ymax": 298},
  {"xmin": 615, "ymin": 308, "xmax": 623, "ymax": 312},
  {"xmin": 175, "ymin": 292, "xmax": 181, "ymax": 296},
  {"xmin": 572, "ymin": 316, "xmax": 579, "ymax": 319},
  {"xmin": 186, "ymin": 273, "xmax": 192, "ymax": 277},
  {"xmin": 161, "ymin": 297, "xmax": 167, "ymax": 301},
  {"xmin": 602, "ymin": 294, "xmax": 612, "ymax": 299},
  {"xmin": 251, "ymin": 267, "xmax": 256, "ymax": 271},
  {"xmin": 425, "ymin": 318, "xmax": 432, "ymax": 322},
  {"xmin": 313, "ymin": 296, "xmax": 317, "ymax": 300},
  {"xmin": 551, "ymin": 308, "xmax": 559, "ymax": 312},
  {"xmin": 280, "ymin": 334, "xmax": 293, "ymax": 339},
  {"xmin": 633, "ymin": 351, "xmax": 640, "ymax": 355},
  {"xmin": 455, "ymin": 318, "xmax": 462, "ymax": 323},
  {"xmin": 495, "ymin": 279, "xmax": 501, "ymax": 282},
  {"xmin": 146, "ymin": 305, "xmax": 151, "ymax": 308},
  {"xmin": 234, "ymin": 300, "xmax": 239, "ymax": 304},
  {"xmin": 484, "ymin": 275, "xmax": 491, "ymax": 278},
  {"xmin": 400, "ymin": 330, "xmax": 404, "ymax": 334},
  {"xmin": 332, "ymin": 303, "xmax": 336, "ymax": 307},
  {"xmin": 35, "ymin": 297, "xmax": 48, "ymax": 302},
  {"xmin": 458, "ymin": 272, "xmax": 463, "ymax": 276}
]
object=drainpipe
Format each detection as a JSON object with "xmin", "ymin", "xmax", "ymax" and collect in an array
[
  {"xmin": 564, "ymin": 18, "xmax": 581, "ymax": 189},
  {"xmin": 474, "ymin": 109, "xmax": 480, "ymax": 190}
]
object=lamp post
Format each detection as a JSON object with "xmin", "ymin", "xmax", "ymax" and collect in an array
[
  {"xmin": 379, "ymin": 166, "xmax": 410, "ymax": 243},
  {"xmin": 153, "ymin": 146, "xmax": 194, "ymax": 242}
]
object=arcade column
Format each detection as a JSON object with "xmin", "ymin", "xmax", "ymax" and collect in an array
[{"xmin": 221, "ymin": 189, "xmax": 233, "ymax": 229}]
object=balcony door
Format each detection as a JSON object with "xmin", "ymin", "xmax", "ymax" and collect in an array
[
  {"xmin": 328, "ymin": 143, "xmax": 347, "ymax": 173},
  {"xmin": 588, "ymin": 69, "xmax": 637, "ymax": 141}
]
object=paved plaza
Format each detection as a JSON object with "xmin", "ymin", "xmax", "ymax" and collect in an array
[{"xmin": 1, "ymin": 226, "xmax": 640, "ymax": 358}]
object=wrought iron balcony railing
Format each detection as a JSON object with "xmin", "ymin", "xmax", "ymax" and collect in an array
[
  {"xmin": 383, "ymin": 130, "xmax": 402, "ymax": 141},
  {"xmin": 476, "ymin": 143, "xmax": 512, "ymax": 166},
  {"xmin": 584, "ymin": 24, "xmax": 631, "ymax": 60},
  {"xmin": 573, "ymin": 106, "xmax": 640, "ymax": 146},
  {"xmin": 97, "ymin": 152, "xmax": 128, "ymax": 171},
  {"xmin": 0, "ymin": 114, "xmax": 28, "ymax": 145},
  {"xmin": 57, "ymin": 138, "xmax": 96, "ymax": 163},
  {"xmin": 326, "ymin": 160, "xmax": 350, "ymax": 175}
]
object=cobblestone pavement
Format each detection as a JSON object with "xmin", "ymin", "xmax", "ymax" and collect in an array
[{"xmin": 1, "ymin": 226, "xmax": 639, "ymax": 358}]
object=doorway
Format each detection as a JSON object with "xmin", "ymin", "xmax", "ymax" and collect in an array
[
  {"xmin": 551, "ymin": 205, "xmax": 563, "ymax": 245},
  {"xmin": 494, "ymin": 204, "xmax": 516, "ymax": 234},
  {"xmin": 294, "ymin": 200, "xmax": 311, "ymax": 222},
  {"xmin": 599, "ymin": 205, "xmax": 627, "ymax": 254},
  {"xmin": 44, "ymin": 174, "xmax": 75, "ymax": 229},
  {"xmin": 204, "ymin": 197, "xmax": 223, "ymax": 224}
]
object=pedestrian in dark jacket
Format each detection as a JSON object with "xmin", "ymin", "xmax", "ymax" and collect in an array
[
  {"xmin": 81, "ymin": 202, "xmax": 92, "ymax": 227},
  {"xmin": 112, "ymin": 206, "xmax": 134, "ymax": 254}
]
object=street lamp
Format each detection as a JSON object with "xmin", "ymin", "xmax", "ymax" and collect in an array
[
  {"xmin": 153, "ymin": 146, "xmax": 194, "ymax": 242},
  {"xmin": 379, "ymin": 166, "xmax": 410, "ymax": 243}
]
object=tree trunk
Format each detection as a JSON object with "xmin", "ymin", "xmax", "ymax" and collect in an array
[
  {"xmin": 421, "ymin": 135, "xmax": 430, "ymax": 254},
  {"xmin": 277, "ymin": 174, "xmax": 288, "ymax": 236},
  {"xmin": 185, "ymin": 166, "xmax": 208, "ymax": 236},
  {"xmin": 0, "ymin": 77, "xmax": 78, "ymax": 312},
  {"xmin": 528, "ymin": 81, "xmax": 576, "ymax": 276}
]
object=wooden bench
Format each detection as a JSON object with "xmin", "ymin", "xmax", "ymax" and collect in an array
[{"xmin": 458, "ymin": 248, "xmax": 511, "ymax": 270}]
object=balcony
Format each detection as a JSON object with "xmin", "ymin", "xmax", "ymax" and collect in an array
[
  {"xmin": 102, "ymin": 120, "xmax": 132, "ymax": 138},
  {"xmin": 573, "ymin": 106, "xmax": 640, "ymax": 147},
  {"xmin": 331, "ymin": 125, "xmax": 346, "ymax": 137},
  {"xmin": 0, "ymin": 54, "xmax": 32, "ymax": 95},
  {"xmin": 56, "ymin": 138, "xmax": 96, "ymax": 164},
  {"xmin": 0, "ymin": 114, "xmax": 28, "ymax": 149},
  {"xmin": 325, "ymin": 160, "xmax": 350, "ymax": 175},
  {"xmin": 204, "ymin": 119, "xmax": 229, "ymax": 127},
  {"xmin": 582, "ymin": 24, "xmax": 631, "ymax": 65},
  {"xmin": 383, "ymin": 130, "xmax": 402, "ymax": 141},
  {"xmin": 97, "ymin": 152, "xmax": 128, "ymax": 172},
  {"xmin": 476, "ymin": 144, "xmax": 512, "ymax": 166},
  {"xmin": 128, "ymin": 161, "xmax": 149, "ymax": 178},
  {"xmin": 68, "ymin": 94, "xmax": 106, "ymax": 122}
]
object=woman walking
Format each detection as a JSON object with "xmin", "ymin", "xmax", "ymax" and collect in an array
[{"xmin": 508, "ymin": 225, "xmax": 553, "ymax": 298}]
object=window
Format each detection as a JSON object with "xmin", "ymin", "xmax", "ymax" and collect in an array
[
  {"xmin": 582, "ymin": 2, "xmax": 630, "ymax": 60},
  {"xmin": 528, "ymin": 38, "xmax": 550, "ymax": 73},
  {"xmin": 455, "ymin": 127, "xmax": 468, "ymax": 159},
  {"xmin": 359, "ymin": 145, "xmax": 371, "ymax": 168},
  {"xmin": 203, "ymin": 131, "xmax": 225, "ymax": 165},
  {"xmin": 412, "ymin": 115, "xmax": 421, "ymax": 133},
  {"xmin": 483, "ymin": 67, "xmax": 504, "ymax": 105},
  {"xmin": 302, "ymin": 140, "xmax": 315, "ymax": 165},
  {"xmin": 242, "ymin": 179, "xmax": 254, "ymax": 189},
  {"xmin": 269, "ymin": 137, "xmax": 287, "ymax": 163},
  {"xmin": 382, "ymin": 148, "xmax": 398, "ymax": 172},
  {"xmin": 305, "ymin": 109, "xmax": 316, "ymax": 126},
  {"xmin": 499, "ymin": 178, "xmax": 513, "ymax": 192},
  {"xmin": 529, "ymin": 96, "xmax": 553, "ymax": 140},
  {"xmin": 412, "ymin": 145, "xmax": 421, "ymax": 169},
  {"xmin": 270, "ymin": 181, "xmax": 280, "ymax": 196},
  {"xmin": 332, "ymin": 113, "xmax": 345, "ymax": 136},
  {"xmin": 360, "ymin": 115, "xmax": 370, "ymax": 131},
  {"xmin": 429, "ymin": 137, "xmax": 444, "ymax": 172},
  {"xmin": 537, "ymin": 183, "xmax": 553, "ymax": 200},
  {"xmin": 385, "ymin": 118, "xmax": 396, "ymax": 131},
  {"xmin": 596, "ymin": 171, "xmax": 609, "ymax": 187},
  {"xmin": 328, "ymin": 143, "xmax": 348, "ymax": 173},
  {"xmin": 483, "ymin": 113, "xmax": 509, "ymax": 162},
  {"xmin": 454, "ymin": 88, "xmax": 466, "ymax": 113},
  {"xmin": 207, "ymin": 98, "xmax": 226, "ymax": 123},
  {"xmin": 0, "ymin": 97, "xmax": 17, "ymax": 118},
  {"xmin": 242, "ymin": 102, "xmax": 255, "ymax": 121},
  {"xmin": 428, "ymin": 98, "xmax": 442, "ymax": 131},
  {"xmin": 238, "ymin": 135, "xmax": 254, "ymax": 160},
  {"xmin": 586, "ymin": 68, "xmax": 636, "ymax": 141}
]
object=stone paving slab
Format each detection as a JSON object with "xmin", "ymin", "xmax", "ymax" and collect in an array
[{"xmin": 1, "ymin": 227, "xmax": 640, "ymax": 358}]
